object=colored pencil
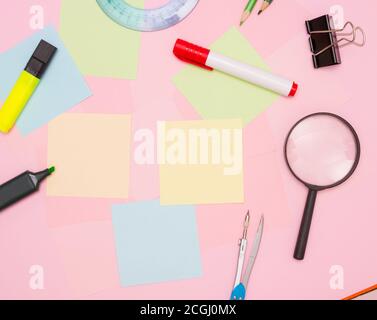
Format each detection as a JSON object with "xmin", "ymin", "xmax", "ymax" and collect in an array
[
  {"xmin": 240, "ymin": 0, "xmax": 258, "ymax": 26},
  {"xmin": 343, "ymin": 284, "xmax": 377, "ymax": 300},
  {"xmin": 258, "ymin": 0, "xmax": 274, "ymax": 15}
]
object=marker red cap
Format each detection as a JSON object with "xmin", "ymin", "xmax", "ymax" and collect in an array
[
  {"xmin": 289, "ymin": 82, "xmax": 298, "ymax": 97},
  {"xmin": 173, "ymin": 39, "xmax": 213, "ymax": 70}
]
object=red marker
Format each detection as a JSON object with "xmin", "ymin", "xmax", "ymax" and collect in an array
[{"xmin": 173, "ymin": 39, "xmax": 298, "ymax": 97}]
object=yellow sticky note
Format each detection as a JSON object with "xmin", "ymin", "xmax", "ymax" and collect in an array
[
  {"xmin": 159, "ymin": 119, "xmax": 244, "ymax": 205},
  {"xmin": 60, "ymin": 0, "xmax": 143, "ymax": 79},
  {"xmin": 173, "ymin": 27, "xmax": 279, "ymax": 126},
  {"xmin": 47, "ymin": 113, "xmax": 131, "ymax": 198}
]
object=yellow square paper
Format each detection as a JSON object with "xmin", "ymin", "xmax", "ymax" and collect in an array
[
  {"xmin": 60, "ymin": 0, "xmax": 143, "ymax": 79},
  {"xmin": 47, "ymin": 113, "xmax": 131, "ymax": 198},
  {"xmin": 159, "ymin": 119, "xmax": 244, "ymax": 205},
  {"xmin": 173, "ymin": 27, "xmax": 279, "ymax": 126}
]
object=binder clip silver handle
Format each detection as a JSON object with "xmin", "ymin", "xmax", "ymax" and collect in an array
[{"xmin": 309, "ymin": 21, "xmax": 366, "ymax": 57}]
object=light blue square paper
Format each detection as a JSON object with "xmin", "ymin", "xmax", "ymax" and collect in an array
[
  {"xmin": 0, "ymin": 26, "xmax": 91, "ymax": 135},
  {"xmin": 112, "ymin": 200, "xmax": 202, "ymax": 287}
]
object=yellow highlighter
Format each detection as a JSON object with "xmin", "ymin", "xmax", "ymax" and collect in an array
[{"xmin": 0, "ymin": 40, "xmax": 57, "ymax": 133}]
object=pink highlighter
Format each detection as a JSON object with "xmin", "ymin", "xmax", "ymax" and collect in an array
[{"xmin": 173, "ymin": 39, "xmax": 298, "ymax": 97}]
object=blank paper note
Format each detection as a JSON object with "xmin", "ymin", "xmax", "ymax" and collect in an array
[
  {"xmin": 159, "ymin": 119, "xmax": 244, "ymax": 205},
  {"xmin": 51, "ymin": 221, "xmax": 119, "ymax": 297},
  {"xmin": 47, "ymin": 113, "xmax": 131, "ymax": 199},
  {"xmin": 112, "ymin": 200, "xmax": 202, "ymax": 287},
  {"xmin": 60, "ymin": 0, "xmax": 143, "ymax": 79},
  {"xmin": 173, "ymin": 27, "xmax": 279, "ymax": 126},
  {"xmin": 0, "ymin": 26, "xmax": 91, "ymax": 135}
]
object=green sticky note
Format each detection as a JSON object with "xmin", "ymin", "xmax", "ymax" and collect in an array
[
  {"xmin": 173, "ymin": 27, "xmax": 279, "ymax": 126},
  {"xmin": 60, "ymin": 0, "xmax": 143, "ymax": 79}
]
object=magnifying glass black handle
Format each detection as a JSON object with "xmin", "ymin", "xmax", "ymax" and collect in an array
[{"xmin": 294, "ymin": 189, "xmax": 317, "ymax": 260}]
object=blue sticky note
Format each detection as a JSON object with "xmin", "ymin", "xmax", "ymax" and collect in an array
[
  {"xmin": 112, "ymin": 200, "xmax": 202, "ymax": 287},
  {"xmin": 0, "ymin": 26, "xmax": 91, "ymax": 135}
]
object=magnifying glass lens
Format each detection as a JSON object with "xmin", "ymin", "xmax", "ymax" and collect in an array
[{"xmin": 286, "ymin": 114, "xmax": 358, "ymax": 187}]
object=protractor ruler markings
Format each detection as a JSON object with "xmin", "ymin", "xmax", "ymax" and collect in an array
[{"xmin": 96, "ymin": 0, "xmax": 199, "ymax": 32}]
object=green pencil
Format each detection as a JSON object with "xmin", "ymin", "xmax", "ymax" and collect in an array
[{"xmin": 240, "ymin": 0, "xmax": 258, "ymax": 26}]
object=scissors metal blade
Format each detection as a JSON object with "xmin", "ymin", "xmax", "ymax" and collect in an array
[{"xmin": 241, "ymin": 214, "xmax": 264, "ymax": 288}]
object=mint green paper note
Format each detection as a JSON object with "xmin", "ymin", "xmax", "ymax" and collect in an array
[
  {"xmin": 60, "ymin": 0, "xmax": 143, "ymax": 79},
  {"xmin": 173, "ymin": 27, "xmax": 279, "ymax": 126}
]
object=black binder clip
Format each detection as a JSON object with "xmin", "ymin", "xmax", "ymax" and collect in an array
[{"xmin": 306, "ymin": 15, "xmax": 366, "ymax": 68}]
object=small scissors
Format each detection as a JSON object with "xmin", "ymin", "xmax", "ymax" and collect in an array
[{"xmin": 230, "ymin": 212, "xmax": 264, "ymax": 300}]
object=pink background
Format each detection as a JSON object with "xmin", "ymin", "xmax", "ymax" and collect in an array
[{"xmin": 0, "ymin": 0, "xmax": 376, "ymax": 299}]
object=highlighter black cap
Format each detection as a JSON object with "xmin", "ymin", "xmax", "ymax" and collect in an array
[{"xmin": 25, "ymin": 40, "xmax": 57, "ymax": 79}]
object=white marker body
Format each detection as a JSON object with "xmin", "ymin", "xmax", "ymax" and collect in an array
[{"xmin": 206, "ymin": 52, "xmax": 295, "ymax": 97}]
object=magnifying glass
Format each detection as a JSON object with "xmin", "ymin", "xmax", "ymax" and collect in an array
[{"xmin": 285, "ymin": 113, "xmax": 360, "ymax": 260}]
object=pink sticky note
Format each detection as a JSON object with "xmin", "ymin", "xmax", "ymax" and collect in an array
[
  {"xmin": 45, "ymin": 197, "xmax": 113, "ymax": 228},
  {"xmin": 0, "ymin": 196, "xmax": 69, "ymax": 299},
  {"xmin": 51, "ymin": 221, "xmax": 119, "ymax": 297},
  {"xmin": 70, "ymin": 77, "xmax": 134, "ymax": 115}
]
